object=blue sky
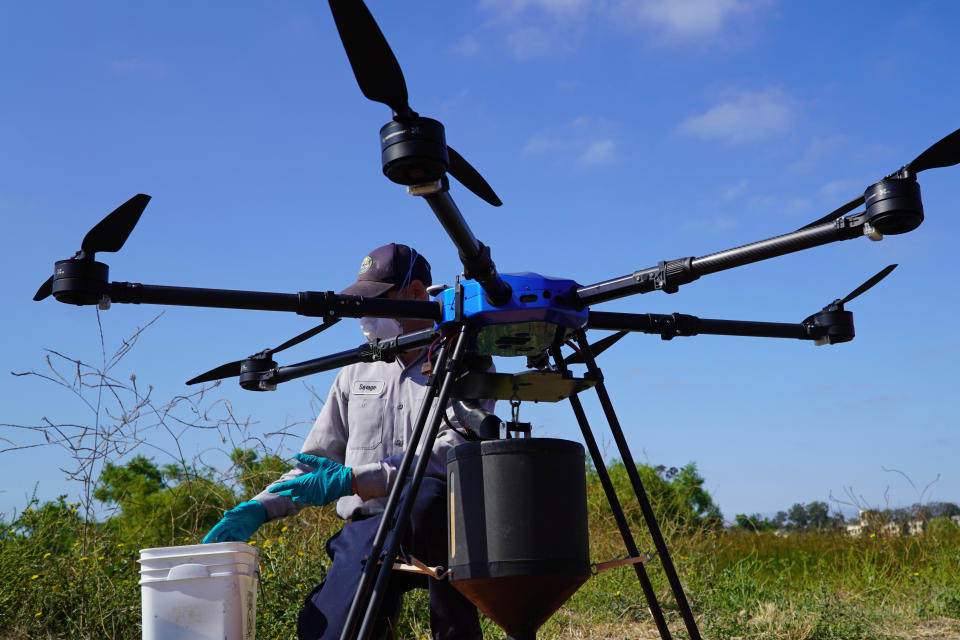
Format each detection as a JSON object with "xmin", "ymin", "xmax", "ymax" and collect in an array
[{"xmin": 2, "ymin": 1, "xmax": 958, "ymax": 521}]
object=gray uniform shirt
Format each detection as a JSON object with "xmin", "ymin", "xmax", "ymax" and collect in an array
[{"xmin": 255, "ymin": 351, "xmax": 487, "ymax": 521}]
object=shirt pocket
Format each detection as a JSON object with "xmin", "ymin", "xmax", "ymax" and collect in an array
[{"xmin": 347, "ymin": 397, "xmax": 385, "ymax": 451}]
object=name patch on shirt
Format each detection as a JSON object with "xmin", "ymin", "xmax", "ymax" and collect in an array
[{"xmin": 352, "ymin": 380, "xmax": 385, "ymax": 395}]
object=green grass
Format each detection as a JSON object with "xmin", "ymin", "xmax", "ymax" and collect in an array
[{"xmin": 2, "ymin": 486, "xmax": 959, "ymax": 639}]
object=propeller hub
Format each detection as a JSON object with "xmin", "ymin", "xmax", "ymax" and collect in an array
[
  {"xmin": 380, "ymin": 117, "xmax": 449, "ymax": 186},
  {"xmin": 864, "ymin": 175, "xmax": 923, "ymax": 235},
  {"xmin": 51, "ymin": 259, "xmax": 109, "ymax": 306}
]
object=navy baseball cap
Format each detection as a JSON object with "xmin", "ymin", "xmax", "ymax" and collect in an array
[{"xmin": 340, "ymin": 243, "xmax": 432, "ymax": 297}]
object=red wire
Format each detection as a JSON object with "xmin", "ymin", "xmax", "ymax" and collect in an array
[
  {"xmin": 565, "ymin": 339, "xmax": 582, "ymax": 355},
  {"xmin": 428, "ymin": 335, "xmax": 443, "ymax": 364}
]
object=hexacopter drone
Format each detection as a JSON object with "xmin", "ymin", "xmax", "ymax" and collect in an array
[{"xmin": 32, "ymin": 2, "xmax": 960, "ymax": 640}]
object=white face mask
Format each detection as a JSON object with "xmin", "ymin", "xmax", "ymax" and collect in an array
[{"xmin": 359, "ymin": 317, "xmax": 403, "ymax": 342}]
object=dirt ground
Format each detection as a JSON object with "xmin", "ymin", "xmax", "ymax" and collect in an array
[{"xmin": 545, "ymin": 617, "xmax": 960, "ymax": 639}]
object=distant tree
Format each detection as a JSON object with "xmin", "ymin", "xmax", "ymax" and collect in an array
[
  {"xmin": 787, "ymin": 503, "xmax": 808, "ymax": 530},
  {"xmin": 230, "ymin": 447, "xmax": 292, "ymax": 499},
  {"xmin": 94, "ymin": 455, "xmax": 236, "ymax": 547},
  {"xmin": 592, "ymin": 460, "xmax": 722, "ymax": 531},
  {"xmin": 734, "ymin": 513, "xmax": 777, "ymax": 532},
  {"xmin": 780, "ymin": 501, "xmax": 845, "ymax": 533}
]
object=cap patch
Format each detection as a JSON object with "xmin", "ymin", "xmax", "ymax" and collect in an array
[{"xmin": 358, "ymin": 256, "xmax": 373, "ymax": 275}]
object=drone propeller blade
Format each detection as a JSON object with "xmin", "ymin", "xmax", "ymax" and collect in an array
[
  {"xmin": 328, "ymin": 0, "xmax": 411, "ymax": 117},
  {"xmin": 906, "ymin": 127, "xmax": 960, "ymax": 173},
  {"xmin": 841, "ymin": 264, "xmax": 897, "ymax": 305},
  {"xmin": 186, "ymin": 320, "xmax": 341, "ymax": 386},
  {"xmin": 447, "ymin": 146, "xmax": 502, "ymax": 207},
  {"xmin": 799, "ymin": 195, "xmax": 865, "ymax": 231},
  {"xmin": 187, "ymin": 360, "xmax": 244, "ymax": 385},
  {"xmin": 81, "ymin": 194, "xmax": 151, "ymax": 254},
  {"xmin": 800, "ymin": 127, "xmax": 960, "ymax": 232},
  {"xmin": 565, "ymin": 331, "xmax": 628, "ymax": 365},
  {"xmin": 33, "ymin": 275, "xmax": 54, "ymax": 301},
  {"xmin": 269, "ymin": 318, "xmax": 341, "ymax": 355}
]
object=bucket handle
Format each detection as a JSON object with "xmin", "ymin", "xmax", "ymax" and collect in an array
[
  {"xmin": 591, "ymin": 551, "xmax": 657, "ymax": 575},
  {"xmin": 385, "ymin": 555, "xmax": 448, "ymax": 580}
]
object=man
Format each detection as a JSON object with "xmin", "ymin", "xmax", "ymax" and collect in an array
[{"xmin": 204, "ymin": 243, "xmax": 483, "ymax": 640}]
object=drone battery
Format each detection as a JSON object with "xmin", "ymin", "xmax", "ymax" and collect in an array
[{"xmin": 446, "ymin": 438, "xmax": 589, "ymax": 638}]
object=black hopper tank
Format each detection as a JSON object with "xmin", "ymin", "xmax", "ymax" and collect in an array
[{"xmin": 446, "ymin": 438, "xmax": 590, "ymax": 640}]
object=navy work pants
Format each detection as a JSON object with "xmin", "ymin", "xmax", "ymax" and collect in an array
[{"xmin": 297, "ymin": 478, "xmax": 481, "ymax": 640}]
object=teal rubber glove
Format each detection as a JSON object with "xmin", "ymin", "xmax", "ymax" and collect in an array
[
  {"xmin": 202, "ymin": 500, "xmax": 266, "ymax": 543},
  {"xmin": 268, "ymin": 453, "xmax": 354, "ymax": 506}
]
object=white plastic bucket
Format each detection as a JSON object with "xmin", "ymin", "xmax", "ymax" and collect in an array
[{"xmin": 139, "ymin": 542, "xmax": 259, "ymax": 640}]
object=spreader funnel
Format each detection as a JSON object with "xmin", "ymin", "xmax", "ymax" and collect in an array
[{"xmin": 446, "ymin": 439, "xmax": 590, "ymax": 639}]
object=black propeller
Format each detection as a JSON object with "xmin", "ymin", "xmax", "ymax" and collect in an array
[
  {"xmin": 187, "ymin": 318, "xmax": 341, "ymax": 385},
  {"xmin": 800, "ymin": 264, "xmax": 897, "ymax": 346},
  {"xmin": 820, "ymin": 264, "xmax": 898, "ymax": 313},
  {"xmin": 798, "ymin": 195, "xmax": 865, "ymax": 231},
  {"xmin": 906, "ymin": 127, "xmax": 960, "ymax": 173},
  {"xmin": 328, "ymin": 0, "xmax": 410, "ymax": 118},
  {"xmin": 33, "ymin": 194, "xmax": 151, "ymax": 301},
  {"xmin": 327, "ymin": 0, "xmax": 502, "ymax": 207},
  {"xmin": 837, "ymin": 264, "xmax": 897, "ymax": 308},
  {"xmin": 564, "ymin": 331, "xmax": 628, "ymax": 365},
  {"xmin": 799, "ymin": 127, "xmax": 960, "ymax": 230}
]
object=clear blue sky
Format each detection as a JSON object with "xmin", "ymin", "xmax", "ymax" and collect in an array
[{"xmin": 2, "ymin": 1, "xmax": 958, "ymax": 522}]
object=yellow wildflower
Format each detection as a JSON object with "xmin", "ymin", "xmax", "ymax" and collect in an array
[
  {"xmin": 30, "ymin": 574, "xmax": 39, "ymax": 580},
  {"xmin": 35, "ymin": 612, "xmax": 42, "ymax": 617},
  {"xmin": 117, "ymin": 543, "xmax": 125, "ymax": 547},
  {"xmin": 80, "ymin": 556, "xmax": 88, "ymax": 561},
  {"xmin": 281, "ymin": 526, "xmax": 288, "ymax": 533},
  {"xmin": 43, "ymin": 552, "xmax": 52, "ymax": 559}
]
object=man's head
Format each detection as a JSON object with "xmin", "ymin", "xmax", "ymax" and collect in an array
[{"xmin": 340, "ymin": 243, "xmax": 432, "ymax": 299}]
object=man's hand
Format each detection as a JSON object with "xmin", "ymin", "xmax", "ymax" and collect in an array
[
  {"xmin": 268, "ymin": 453, "xmax": 354, "ymax": 507},
  {"xmin": 202, "ymin": 500, "xmax": 267, "ymax": 543}
]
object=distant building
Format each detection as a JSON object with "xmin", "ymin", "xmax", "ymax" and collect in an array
[{"xmin": 845, "ymin": 509, "xmax": 881, "ymax": 537}]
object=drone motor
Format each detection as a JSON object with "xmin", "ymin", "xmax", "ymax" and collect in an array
[
  {"xmin": 863, "ymin": 174, "xmax": 924, "ymax": 236},
  {"xmin": 380, "ymin": 117, "xmax": 449, "ymax": 186},
  {"xmin": 807, "ymin": 309, "xmax": 855, "ymax": 345},
  {"xmin": 238, "ymin": 356, "xmax": 278, "ymax": 392},
  {"xmin": 50, "ymin": 258, "xmax": 109, "ymax": 306}
]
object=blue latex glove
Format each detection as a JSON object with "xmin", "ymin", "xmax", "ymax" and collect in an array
[
  {"xmin": 268, "ymin": 453, "xmax": 354, "ymax": 506},
  {"xmin": 202, "ymin": 500, "xmax": 266, "ymax": 543}
]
